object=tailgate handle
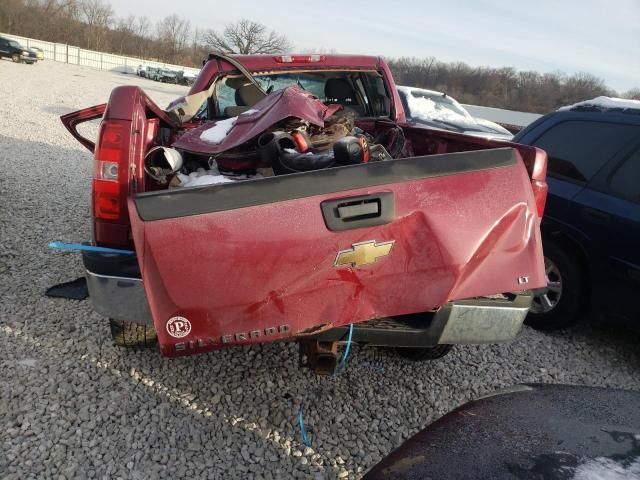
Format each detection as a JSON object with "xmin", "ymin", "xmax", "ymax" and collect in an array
[{"xmin": 321, "ymin": 192, "xmax": 395, "ymax": 231}]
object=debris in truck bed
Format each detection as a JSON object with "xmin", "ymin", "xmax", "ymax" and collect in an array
[
  {"xmin": 174, "ymin": 170, "xmax": 235, "ymax": 187},
  {"xmin": 200, "ymin": 116, "xmax": 237, "ymax": 144},
  {"xmin": 144, "ymin": 146, "xmax": 184, "ymax": 181},
  {"xmin": 172, "ymin": 86, "xmax": 341, "ymax": 154},
  {"xmin": 163, "ymin": 86, "xmax": 394, "ymax": 189},
  {"xmin": 170, "ymin": 163, "xmax": 264, "ymax": 188}
]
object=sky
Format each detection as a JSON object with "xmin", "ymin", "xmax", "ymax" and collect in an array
[{"xmin": 108, "ymin": 0, "xmax": 640, "ymax": 92}]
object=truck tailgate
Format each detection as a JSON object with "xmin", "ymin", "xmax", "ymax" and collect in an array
[{"xmin": 129, "ymin": 148, "xmax": 546, "ymax": 356}]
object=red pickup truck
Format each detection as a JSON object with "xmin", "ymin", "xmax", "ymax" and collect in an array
[{"xmin": 61, "ymin": 53, "xmax": 548, "ymax": 371}]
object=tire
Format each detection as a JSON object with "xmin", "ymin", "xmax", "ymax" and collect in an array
[
  {"xmin": 394, "ymin": 344, "xmax": 453, "ymax": 361},
  {"xmin": 12, "ymin": 54, "xmax": 20, "ymax": 63},
  {"xmin": 526, "ymin": 238, "xmax": 585, "ymax": 331},
  {"xmin": 109, "ymin": 319, "xmax": 157, "ymax": 348}
]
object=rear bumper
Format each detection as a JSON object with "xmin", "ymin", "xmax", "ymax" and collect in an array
[
  {"xmin": 82, "ymin": 250, "xmax": 152, "ymax": 325},
  {"xmin": 85, "ymin": 270, "xmax": 152, "ymax": 324},
  {"xmin": 83, "ymin": 250, "xmax": 531, "ymax": 345},
  {"xmin": 307, "ymin": 293, "xmax": 532, "ymax": 347}
]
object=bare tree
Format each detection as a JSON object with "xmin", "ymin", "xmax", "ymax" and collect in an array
[
  {"xmin": 202, "ymin": 19, "xmax": 292, "ymax": 54},
  {"xmin": 113, "ymin": 14, "xmax": 136, "ymax": 54},
  {"xmin": 623, "ymin": 88, "xmax": 640, "ymax": 100},
  {"xmin": 156, "ymin": 13, "xmax": 191, "ymax": 62},
  {"xmin": 134, "ymin": 15, "xmax": 151, "ymax": 58},
  {"xmin": 80, "ymin": 0, "xmax": 113, "ymax": 51},
  {"xmin": 136, "ymin": 15, "xmax": 151, "ymax": 38}
]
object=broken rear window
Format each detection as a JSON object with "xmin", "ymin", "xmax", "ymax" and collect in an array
[{"xmin": 213, "ymin": 70, "xmax": 391, "ymax": 120}]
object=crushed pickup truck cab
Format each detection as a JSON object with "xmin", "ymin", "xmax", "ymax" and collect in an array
[{"xmin": 61, "ymin": 53, "xmax": 548, "ymax": 371}]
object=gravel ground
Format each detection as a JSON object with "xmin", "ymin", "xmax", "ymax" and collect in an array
[{"xmin": 1, "ymin": 59, "xmax": 640, "ymax": 480}]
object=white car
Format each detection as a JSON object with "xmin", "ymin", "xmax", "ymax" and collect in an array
[{"xmin": 397, "ymin": 86, "xmax": 514, "ymax": 140}]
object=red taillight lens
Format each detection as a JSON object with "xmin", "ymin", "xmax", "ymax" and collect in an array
[
  {"xmin": 93, "ymin": 121, "xmax": 128, "ymax": 222},
  {"xmin": 93, "ymin": 179, "xmax": 120, "ymax": 220},
  {"xmin": 530, "ymin": 148, "xmax": 548, "ymax": 217},
  {"xmin": 532, "ymin": 179, "xmax": 548, "ymax": 217}
]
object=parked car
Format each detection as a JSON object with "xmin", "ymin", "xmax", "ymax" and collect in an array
[
  {"xmin": 176, "ymin": 70, "xmax": 197, "ymax": 86},
  {"xmin": 137, "ymin": 66, "xmax": 160, "ymax": 80},
  {"xmin": 0, "ymin": 36, "xmax": 37, "ymax": 64},
  {"xmin": 398, "ymin": 86, "xmax": 513, "ymax": 140},
  {"xmin": 364, "ymin": 384, "xmax": 640, "ymax": 479},
  {"xmin": 59, "ymin": 53, "xmax": 548, "ymax": 371},
  {"xmin": 157, "ymin": 68, "xmax": 178, "ymax": 83},
  {"xmin": 29, "ymin": 46, "xmax": 44, "ymax": 60},
  {"xmin": 514, "ymin": 97, "xmax": 640, "ymax": 332}
]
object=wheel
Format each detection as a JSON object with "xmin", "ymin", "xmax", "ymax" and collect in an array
[
  {"xmin": 394, "ymin": 344, "xmax": 452, "ymax": 361},
  {"xmin": 526, "ymin": 238, "xmax": 585, "ymax": 330},
  {"xmin": 12, "ymin": 54, "xmax": 20, "ymax": 63},
  {"xmin": 109, "ymin": 319, "xmax": 157, "ymax": 348}
]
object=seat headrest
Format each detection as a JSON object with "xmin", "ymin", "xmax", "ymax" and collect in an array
[
  {"xmin": 325, "ymin": 78, "xmax": 356, "ymax": 103},
  {"xmin": 235, "ymin": 84, "xmax": 265, "ymax": 107}
]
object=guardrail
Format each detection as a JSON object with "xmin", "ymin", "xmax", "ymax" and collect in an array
[{"xmin": 0, "ymin": 32, "xmax": 199, "ymax": 76}]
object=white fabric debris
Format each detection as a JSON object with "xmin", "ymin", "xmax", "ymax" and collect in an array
[
  {"xmin": 200, "ymin": 116, "xmax": 237, "ymax": 143},
  {"xmin": 240, "ymin": 108, "xmax": 259, "ymax": 116},
  {"xmin": 559, "ymin": 96, "xmax": 640, "ymax": 111},
  {"xmin": 176, "ymin": 170, "xmax": 235, "ymax": 188},
  {"xmin": 174, "ymin": 163, "xmax": 263, "ymax": 189}
]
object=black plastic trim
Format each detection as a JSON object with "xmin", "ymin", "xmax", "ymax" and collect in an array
[
  {"xmin": 321, "ymin": 192, "xmax": 395, "ymax": 231},
  {"xmin": 135, "ymin": 148, "xmax": 517, "ymax": 221},
  {"xmin": 82, "ymin": 250, "xmax": 141, "ymax": 279}
]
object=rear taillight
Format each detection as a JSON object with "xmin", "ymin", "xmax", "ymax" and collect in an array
[
  {"xmin": 93, "ymin": 121, "xmax": 129, "ymax": 223},
  {"xmin": 530, "ymin": 148, "xmax": 548, "ymax": 217},
  {"xmin": 532, "ymin": 179, "xmax": 548, "ymax": 217}
]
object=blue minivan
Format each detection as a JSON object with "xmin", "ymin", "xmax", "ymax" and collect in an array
[{"xmin": 514, "ymin": 99, "xmax": 640, "ymax": 331}]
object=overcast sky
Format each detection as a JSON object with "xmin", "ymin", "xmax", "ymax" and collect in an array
[{"xmin": 108, "ymin": 0, "xmax": 639, "ymax": 92}]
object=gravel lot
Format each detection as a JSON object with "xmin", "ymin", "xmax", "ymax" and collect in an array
[{"xmin": 1, "ymin": 59, "xmax": 639, "ymax": 480}]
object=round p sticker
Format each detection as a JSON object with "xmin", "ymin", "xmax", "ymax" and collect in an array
[{"xmin": 166, "ymin": 316, "xmax": 192, "ymax": 338}]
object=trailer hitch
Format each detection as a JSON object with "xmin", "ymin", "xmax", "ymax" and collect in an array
[{"xmin": 298, "ymin": 340, "xmax": 338, "ymax": 375}]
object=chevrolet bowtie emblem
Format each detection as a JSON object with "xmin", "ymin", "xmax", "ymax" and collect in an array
[{"xmin": 334, "ymin": 240, "xmax": 395, "ymax": 268}]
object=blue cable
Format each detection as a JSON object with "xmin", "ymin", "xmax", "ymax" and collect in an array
[
  {"xmin": 48, "ymin": 242, "xmax": 135, "ymax": 255},
  {"xmin": 334, "ymin": 323, "xmax": 354, "ymax": 374},
  {"xmin": 298, "ymin": 408, "xmax": 311, "ymax": 447}
]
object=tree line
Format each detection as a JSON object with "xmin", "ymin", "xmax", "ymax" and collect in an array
[
  {"xmin": 388, "ymin": 58, "xmax": 639, "ymax": 113},
  {"xmin": 1, "ymin": 0, "xmax": 637, "ymax": 113}
]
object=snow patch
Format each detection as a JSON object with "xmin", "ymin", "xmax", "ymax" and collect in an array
[
  {"xmin": 572, "ymin": 457, "xmax": 640, "ymax": 479},
  {"xmin": 399, "ymin": 86, "xmax": 472, "ymax": 123},
  {"xmin": 200, "ymin": 116, "xmax": 237, "ymax": 143},
  {"xmin": 175, "ymin": 164, "xmax": 263, "ymax": 188},
  {"xmin": 559, "ymin": 96, "xmax": 640, "ymax": 112}
]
